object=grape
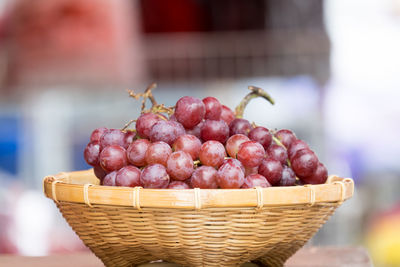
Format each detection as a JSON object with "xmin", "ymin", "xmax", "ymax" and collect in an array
[
  {"xmin": 172, "ymin": 134, "xmax": 201, "ymax": 160},
  {"xmin": 115, "ymin": 165, "xmax": 141, "ymax": 187},
  {"xmin": 241, "ymin": 174, "xmax": 271, "ymax": 188},
  {"xmin": 279, "ymin": 166, "xmax": 296, "ymax": 186},
  {"xmin": 191, "ymin": 166, "xmax": 218, "ymax": 189},
  {"xmin": 99, "ymin": 129, "xmax": 127, "ymax": 150},
  {"xmin": 168, "ymin": 181, "xmax": 190, "ymax": 189},
  {"xmin": 199, "ymin": 140, "xmax": 226, "ymax": 168},
  {"xmin": 149, "ymin": 120, "xmax": 185, "ymax": 145},
  {"xmin": 84, "ymin": 141, "xmax": 100, "ymax": 166},
  {"xmin": 237, "ymin": 141, "xmax": 265, "ymax": 168},
  {"xmin": 258, "ymin": 157, "xmax": 283, "ymax": 185},
  {"xmin": 275, "ymin": 129, "xmax": 296, "ymax": 148},
  {"xmin": 248, "ymin": 127, "xmax": 272, "ymax": 150},
  {"xmin": 225, "ymin": 134, "xmax": 250, "ymax": 158},
  {"xmin": 102, "ymin": 171, "xmax": 117, "ymax": 186},
  {"xmin": 127, "ymin": 139, "xmax": 150, "ymax": 167},
  {"xmin": 175, "ymin": 96, "xmax": 206, "ymax": 128},
  {"xmin": 169, "ymin": 114, "xmax": 177, "ymax": 121},
  {"xmin": 145, "ymin": 141, "xmax": 172, "ymax": 166},
  {"xmin": 140, "ymin": 164, "xmax": 170, "ymax": 188},
  {"xmin": 291, "ymin": 149, "xmax": 319, "ymax": 178},
  {"xmin": 93, "ymin": 165, "xmax": 107, "ymax": 180},
  {"xmin": 300, "ymin": 162, "xmax": 328, "ymax": 185},
  {"xmin": 90, "ymin": 127, "xmax": 108, "ymax": 142},
  {"xmin": 185, "ymin": 121, "xmax": 203, "ymax": 139},
  {"xmin": 136, "ymin": 113, "xmax": 163, "ymax": 139},
  {"xmin": 167, "ymin": 151, "xmax": 194, "ymax": 181},
  {"xmin": 244, "ymin": 166, "xmax": 258, "ymax": 176},
  {"xmin": 124, "ymin": 131, "xmax": 136, "ymax": 147},
  {"xmin": 288, "ymin": 139, "xmax": 309, "ymax": 159},
  {"xmin": 200, "ymin": 119, "xmax": 229, "ymax": 143},
  {"xmin": 220, "ymin": 105, "xmax": 235, "ymax": 125},
  {"xmin": 223, "ymin": 158, "xmax": 245, "ymax": 174},
  {"xmin": 229, "ymin": 118, "xmax": 253, "ymax": 136},
  {"xmin": 99, "ymin": 145, "xmax": 128, "ymax": 172},
  {"xmin": 217, "ymin": 160, "xmax": 245, "ymax": 189},
  {"xmin": 202, "ymin": 97, "xmax": 222, "ymax": 120},
  {"xmin": 266, "ymin": 144, "xmax": 288, "ymax": 165}
]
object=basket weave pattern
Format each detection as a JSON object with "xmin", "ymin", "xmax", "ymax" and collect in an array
[{"xmin": 44, "ymin": 170, "xmax": 353, "ymax": 267}]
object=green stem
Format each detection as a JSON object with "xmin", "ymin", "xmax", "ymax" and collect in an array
[{"xmin": 235, "ymin": 86, "xmax": 275, "ymax": 118}]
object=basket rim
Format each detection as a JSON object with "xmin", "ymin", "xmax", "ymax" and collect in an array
[{"xmin": 43, "ymin": 169, "xmax": 354, "ymax": 209}]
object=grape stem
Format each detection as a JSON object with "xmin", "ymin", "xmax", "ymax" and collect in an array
[
  {"xmin": 121, "ymin": 120, "xmax": 137, "ymax": 131},
  {"xmin": 127, "ymin": 82, "xmax": 158, "ymax": 112},
  {"xmin": 235, "ymin": 86, "xmax": 275, "ymax": 118}
]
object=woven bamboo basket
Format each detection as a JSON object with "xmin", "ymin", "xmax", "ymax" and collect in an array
[{"xmin": 43, "ymin": 169, "xmax": 354, "ymax": 267}]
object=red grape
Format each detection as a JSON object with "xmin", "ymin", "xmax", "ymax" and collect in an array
[
  {"xmin": 185, "ymin": 121, "xmax": 203, "ymax": 139},
  {"xmin": 244, "ymin": 166, "xmax": 258, "ymax": 176},
  {"xmin": 229, "ymin": 118, "xmax": 252, "ymax": 136},
  {"xmin": 115, "ymin": 165, "xmax": 141, "ymax": 187},
  {"xmin": 223, "ymin": 158, "xmax": 245, "ymax": 174},
  {"xmin": 275, "ymin": 129, "xmax": 297, "ymax": 148},
  {"xmin": 248, "ymin": 127, "xmax": 272, "ymax": 150},
  {"xmin": 288, "ymin": 139, "xmax": 309, "ymax": 159},
  {"xmin": 191, "ymin": 166, "xmax": 218, "ymax": 189},
  {"xmin": 199, "ymin": 140, "xmax": 226, "ymax": 168},
  {"xmin": 84, "ymin": 141, "xmax": 100, "ymax": 166},
  {"xmin": 279, "ymin": 166, "xmax": 296, "ymax": 186},
  {"xmin": 175, "ymin": 96, "xmax": 206, "ymax": 128},
  {"xmin": 136, "ymin": 113, "xmax": 163, "ymax": 139},
  {"xmin": 145, "ymin": 141, "xmax": 172, "ymax": 166},
  {"xmin": 237, "ymin": 141, "xmax": 265, "ymax": 168},
  {"xmin": 200, "ymin": 119, "xmax": 229, "ymax": 143},
  {"xmin": 291, "ymin": 149, "xmax": 319, "ymax": 178},
  {"xmin": 267, "ymin": 144, "xmax": 288, "ymax": 165},
  {"xmin": 220, "ymin": 105, "xmax": 235, "ymax": 125},
  {"xmin": 258, "ymin": 157, "xmax": 283, "ymax": 185},
  {"xmin": 169, "ymin": 114, "xmax": 177, "ymax": 121},
  {"xmin": 241, "ymin": 174, "xmax": 271, "ymax": 188},
  {"xmin": 225, "ymin": 134, "xmax": 250, "ymax": 158},
  {"xmin": 99, "ymin": 145, "xmax": 127, "ymax": 172},
  {"xmin": 90, "ymin": 127, "xmax": 108, "ymax": 142},
  {"xmin": 124, "ymin": 131, "xmax": 136, "ymax": 147},
  {"xmin": 172, "ymin": 134, "xmax": 201, "ymax": 160},
  {"xmin": 217, "ymin": 160, "xmax": 245, "ymax": 189},
  {"xmin": 167, "ymin": 151, "xmax": 194, "ymax": 181},
  {"xmin": 102, "ymin": 171, "xmax": 117, "ymax": 186},
  {"xmin": 93, "ymin": 165, "xmax": 107, "ymax": 180},
  {"xmin": 301, "ymin": 162, "xmax": 328, "ymax": 185},
  {"xmin": 168, "ymin": 181, "xmax": 190, "ymax": 189},
  {"xmin": 149, "ymin": 120, "xmax": 185, "ymax": 145},
  {"xmin": 99, "ymin": 129, "xmax": 126, "ymax": 150},
  {"xmin": 202, "ymin": 97, "xmax": 222, "ymax": 120},
  {"xmin": 140, "ymin": 164, "xmax": 170, "ymax": 188},
  {"xmin": 127, "ymin": 139, "xmax": 150, "ymax": 167}
]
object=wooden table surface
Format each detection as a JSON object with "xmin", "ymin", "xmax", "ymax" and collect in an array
[{"xmin": 0, "ymin": 247, "xmax": 372, "ymax": 267}]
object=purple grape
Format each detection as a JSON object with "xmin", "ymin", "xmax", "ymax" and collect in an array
[
  {"xmin": 220, "ymin": 105, "xmax": 235, "ymax": 125},
  {"xmin": 94, "ymin": 165, "xmax": 107, "ymax": 180},
  {"xmin": 127, "ymin": 139, "xmax": 150, "ymax": 167},
  {"xmin": 248, "ymin": 127, "xmax": 272, "ymax": 150},
  {"xmin": 301, "ymin": 162, "xmax": 328, "ymax": 185},
  {"xmin": 115, "ymin": 165, "xmax": 141, "ymax": 187},
  {"xmin": 172, "ymin": 134, "xmax": 202, "ymax": 160},
  {"xmin": 199, "ymin": 140, "xmax": 226, "ymax": 168},
  {"xmin": 288, "ymin": 139, "xmax": 309, "ymax": 159},
  {"xmin": 175, "ymin": 96, "xmax": 206, "ymax": 129},
  {"xmin": 145, "ymin": 141, "xmax": 172, "ymax": 166},
  {"xmin": 229, "ymin": 118, "xmax": 253, "ymax": 136},
  {"xmin": 90, "ymin": 127, "xmax": 108, "ymax": 142},
  {"xmin": 166, "ymin": 151, "xmax": 194, "ymax": 181},
  {"xmin": 124, "ymin": 131, "xmax": 136, "ymax": 147},
  {"xmin": 84, "ymin": 141, "xmax": 100, "ymax": 166},
  {"xmin": 267, "ymin": 144, "xmax": 288, "ymax": 165},
  {"xmin": 149, "ymin": 120, "xmax": 185, "ymax": 145},
  {"xmin": 99, "ymin": 129, "xmax": 126, "ymax": 150},
  {"xmin": 237, "ymin": 141, "xmax": 265, "ymax": 168},
  {"xmin": 200, "ymin": 119, "xmax": 229, "ymax": 143},
  {"xmin": 241, "ymin": 174, "xmax": 271, "ymax": 188},
  {"xmin": 275, "ymin": 129, "xmax": 297, "ymax": 148},
  {"xmin": 203, "ymin": 97, "xmax": 222, "ymax": 120},
  {"xmin": 99, "ymin": 145, "xmax": 128, "ymax": 172},
  {"xmin": 185, "ymin": 121, "xmax": 203, "ymax": 139},
  {"xmin": 168, "ymin": 181, "xmax": 190, "ymax": 189},
  {"xmin": 223, "ymin": 158, "xmax": 245, "ymax": 174},
  {"xmin": 217, "ymin": 160, "xmax": 245, "ymax": 189},
  {"xmin": 103, "ymin": 171, "xmax": 117, "ymax": 186},
  {"xmin": 191, "ymin": 166, "xmax": 218, "ymax": 189},
  {"xmin": 279, "ymin": 166, "xmax": 296, "ymax": 186},
  {"xmin": 140, "ymin": 164, "xmax": 170, "ymax": 188},
  {"xmin": 291, "ymin": 149, "xmax": 319, "ymax": 178},
  {"xmin": 136, "ymin": 113, "xmax": 163, "ymax": 139},
  {"xmin": 258, "ymin": 157, "xmax": 283, "ymax": 186},
  {"xmin": 225, "ymin": 134, "xmax": 250, "ymax": 158}
]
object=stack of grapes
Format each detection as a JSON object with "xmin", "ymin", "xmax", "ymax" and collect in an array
[{"xmin": 84, "ymin": 93, "xmax": 327, "ymax": 189}]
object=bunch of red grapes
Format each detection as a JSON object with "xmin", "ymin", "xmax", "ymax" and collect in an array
[{"xmin": 84, "ymin": 94, "xmax": 328, "ymax": 189}]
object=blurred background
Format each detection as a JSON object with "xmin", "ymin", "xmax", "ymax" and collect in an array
[{"xmin": 0, "ymin": 0, "xmax": 399, "ymax": 266}]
